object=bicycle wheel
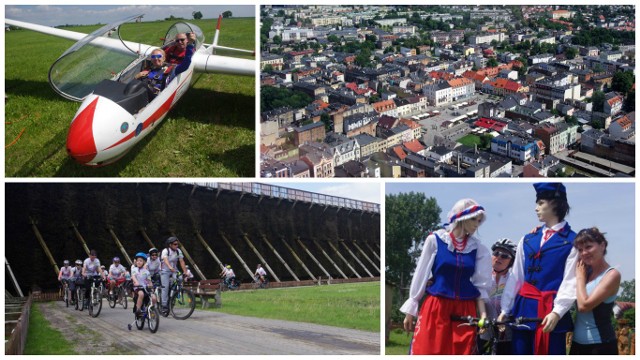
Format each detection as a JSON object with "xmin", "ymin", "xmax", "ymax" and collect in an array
[
  {"xmin": 170, "ymin": 288, "xmax": 195, "ymax": 320},
  {"xmin": 120, "ymin": 287, "xmax": 128, "ymax": 310},
  {"xmin": 135, "ymin": 309, "xmax": 145, "ymax": 330},
  {"xmin": 90, "ymin": 288, "xmax": 102, "ymax": 318},
  {"xmin": 148, "ymin": 306, "xmax": 160, "ymax": 333},
  {"xmin": 108, "ymin": 288, "xmax": 116, "ymax": 308},
  {"xmin": 76, "ymin": 289, "xmax": 84, "ymax": 311}
]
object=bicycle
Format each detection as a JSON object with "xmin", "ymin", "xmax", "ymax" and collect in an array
[
  {"xmin": 87, "ymin": 276, "xmax": 103, "ymax": 318},
  {"xmin": 222, "ymin": 276, "xmax": 240, "ymax": 291},
  {"xmin": 75, "ymin": 278, "xmax": 85, "ymax": 311},
  {"xmin": 127, "ymin": 287, "xmax": 159, "ymax": 333},
  {"xmin": 108, "ymin": 282, "xmax": 128, "ymax": 310},
  {"xmin": 61, "ymin": 280, "xmax": 72, "ymax": 307},
  {"xmin": 161, "ymin": 272, "xmax": 196, "ymax": 320},
  {"xmin": 451, "ymin": 315, "xmax": 542, "ymax": 355},
  {"xmin": 252, "ymin": 275, "xmax": 269, "ymax": 289}
]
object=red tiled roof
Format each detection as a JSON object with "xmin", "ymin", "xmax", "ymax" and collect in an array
[
  {"xmin": 390, "ymin": 145, "xmax": 407, "ymax": 160},
  {"xmin": 474, "ymin": 117, "xmax": 507, "ymax": 131},
  {"xmin": 403, "ymin": 139, "xmax": 425, "ymax": 153}
]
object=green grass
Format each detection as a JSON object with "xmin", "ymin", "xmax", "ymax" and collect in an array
[
  {"xmin": 24, "ymin": 304, "xmax": 78, "ymax": 355},
  {"xmin": 385, "ymin": 328, "xmax": 412, "ymax": 355},
  {"xmin": 209, "ymin": 282, "xmax": 380, "ymax": 332},
  {"xmin": 457, "ymin": 133, "xmax": 482, "ymax": 147},
  {"xmin": 5, "ymin": 17, "xmax": 255, "ymax": 177}
]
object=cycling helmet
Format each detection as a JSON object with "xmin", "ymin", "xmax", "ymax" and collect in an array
[
  {"xmin": 165, "ymin": 236, "xmax": 179, "ymax": 247},
  {"xmin": 75, "ymin": 260, "xmax": 82, "ymax": 265},
  {"xmin": 63, "ymin": 260, "xmax": 70, "ymax": 265},
  {"xmin": 226, "ymin": 265, "xmax": 231, "ymax": 269},
  {"xmin": 491, "ymin": 238, "xmax": 516, "ymax": 258},
  {"xmin": 113, "ymin": 257, "xmax": 120, "ymax": 262},
  {"xmin": 149, "ymin": 247, "xmax": 159, "ymax": 255},
  {"xmin": 134, "ymin": 252, "xmax": 148, "ymax": 261},
  {"xmin": 185, "ymin": 265, "xmax": 190, "ymax": 269}
]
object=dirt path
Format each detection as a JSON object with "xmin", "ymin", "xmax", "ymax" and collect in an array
[{"xmin": 38, "ymin": 300, "xmax": 379, "ymax": 355}]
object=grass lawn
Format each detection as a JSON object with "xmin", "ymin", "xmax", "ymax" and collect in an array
[
  {"xmin": 5, "ymin": 17, "xmax": 255, "ymax": 177},
  {"xmin": 24, "ymin": 304, "xmax": 77, "ymax": 355},
  {"xmin": 208, "ymin": 282, "xmax": 380, "ymax": 332},
  {"xmin": 457, "ymin": 133, "xmax": 482, "ymax": 147},
  {"xmin": 385, "ymin": 328, "xmax": 412, "ymax": 355}
]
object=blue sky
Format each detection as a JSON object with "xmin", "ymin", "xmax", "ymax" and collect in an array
[
  {"xmin": 262, "ymin": 181, "xmax": 382, "ymax": 204},
  {"xmin": 386, "ymin": 182, "xmax": 635, "ymax": 282},
  {"xmin": 5, "ymin": 5, "xmax": 254, "ymax": 27}
]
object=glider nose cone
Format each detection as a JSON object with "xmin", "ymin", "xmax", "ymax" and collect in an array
[{"xmin": 66, "ymin": 97, "xmax": 98, "ymax": 164}]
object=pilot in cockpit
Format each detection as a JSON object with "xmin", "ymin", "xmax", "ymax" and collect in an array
[{"xmin": 164, "ymin": 32, "xmax": 197, "ymax": 65}]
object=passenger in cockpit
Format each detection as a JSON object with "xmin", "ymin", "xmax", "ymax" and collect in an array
[{"xmin": 134, "ymin": 38, "xmax": 194, "ymax": 100}]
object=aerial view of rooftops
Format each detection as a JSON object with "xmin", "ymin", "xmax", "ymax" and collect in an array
[{"xmin": 260, "ymin": 5, "xmax": 635, "ymax": 178}]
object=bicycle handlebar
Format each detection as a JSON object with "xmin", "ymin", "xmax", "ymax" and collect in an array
[{"xmin": 451, "ymin": 315, "xmax": 543, "ymax": 328}]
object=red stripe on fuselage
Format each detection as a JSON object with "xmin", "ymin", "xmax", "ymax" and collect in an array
[{"xmin": 104, "ymin": 91, "xmax": 177, "ymax": 151}]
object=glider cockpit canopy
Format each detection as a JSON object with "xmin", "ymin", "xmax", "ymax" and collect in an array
[{"xmin": 48, "ymin": 15, "xmax": 147, "ymax": 101}]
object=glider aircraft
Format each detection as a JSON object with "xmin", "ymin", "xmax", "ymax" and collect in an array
[{"xmin": 5, "ymin": 15, "xmax": 255, "ymax": 166}]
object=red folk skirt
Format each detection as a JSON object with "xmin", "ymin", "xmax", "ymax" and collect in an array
[{"xmin": 410, "ymin": 296, "xmax": 477, "ymax": 355}]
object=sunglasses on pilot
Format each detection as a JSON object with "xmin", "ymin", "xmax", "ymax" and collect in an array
[
  {"xmin": 150, "ymin": 54, "xmax": 163, "ymax": 59},
  {"xmin": 176, "ymin": 38, "xmax": 187, "ymax": 42},
  {"xmin": 492, "ymin": 251, "xmax": 512, "ymax": 259}
]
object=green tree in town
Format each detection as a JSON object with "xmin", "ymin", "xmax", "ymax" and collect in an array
[
  {"xmin": 612, "ymin": 71, "xmax": 635, "ymax": 96},
  {"xmin": 565, "ymin": 47, "xmax": 578, "ymax": 60},
  {"xmin": 222, "ymin": 11, "xmax": 233, "ymax": 18},
  {"xmin": 192, "ymin": 11, "xmax": 203, "ymax": 20},
  {"xmin": 487, "ymin": 58, "xmax": 499, "ymax": 68},
  {"xmin": 591, "ymin": 91, "xmax": 605, "ymax": 113}
]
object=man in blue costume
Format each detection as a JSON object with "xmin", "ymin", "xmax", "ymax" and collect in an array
[{"xmin": 499, "ymin": 183, "xmax": 578, "ymax": 355}]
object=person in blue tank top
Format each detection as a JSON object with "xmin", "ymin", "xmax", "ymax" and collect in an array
[
  {"xmin": 571, "ymin": 227, "xmax": 621, "ymax": 355},
  {"xmin": 499, "ymin": 182, "xmax": 578, "ymax": 355},
  {"xmin": 400, "ymin": 198, "xmax": 492, "ymax": 355}
]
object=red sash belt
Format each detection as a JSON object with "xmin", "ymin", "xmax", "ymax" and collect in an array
[{"xmin": 518, "ymin": 281, "xmax": 557, "ymax": 355}]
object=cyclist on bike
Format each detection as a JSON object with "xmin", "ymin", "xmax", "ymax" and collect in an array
[
  {"xmin": 131, "ymin": 252, "xmax": 156, "ymax": 317},
  {"xmin": 254, "ymin": 264, "xmax": 267, "ymax": 284},
  {"xmin": 70, "ymin": 260, "xmax": 84, "ymax": 303},
  {"xmin": 220, "ymin": 264, "xmax": 236, "ymax": 288},
  {"xmin": 478, "ymin": 238, "xmax": 517, "ymax": 354},
  {"xmin": 58, "ymin": 260, "xmax": 74, "ymax": 300},
  {"xmin": 82, "ymin": 250, "xmax": 105, "ymax": 308},
  {"xmin": 108, "ymin": 257, "xmax": 127, "ymax": 297},
  {"xmin": 160, "ymin": 237, "xmax": 188, "ymax": 314},
  {"xmin": 146, "ymin": 248, "xmax": 162, "ymax": 285}
]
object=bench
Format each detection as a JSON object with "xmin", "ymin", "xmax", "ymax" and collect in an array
[{"xmin": 195, "ymin": 279, "xmax": 222, "ymax": 309}]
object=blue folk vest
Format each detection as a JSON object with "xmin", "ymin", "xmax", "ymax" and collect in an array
[
  {"xmin": 426, "ymin": 233, "xmax": 480, "ymax": 300},
  {"xmin": 513, "ymin": 224, "xmax": 576, "ymax": 332}
]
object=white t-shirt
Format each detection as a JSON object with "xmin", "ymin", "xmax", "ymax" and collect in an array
[
  {"xmin": 161, "ymin": 248, "xmax": 184, "ymax": 271},
  {"xmin": 59, "ymin": 266, "xmax": 74, "ymax": 280},
  {"xmin": 131, "ymin": 266, "xmax": 152, "ymax": 288},
  {"xmin": 256, "ymin": 267, "xmax": 267, "ymax": 276},
  {"xmin": 109, "ymin": 264, "xmax": 127, "ymax": 278},
  {"xmin": 83, "ymin": 258, "xmax": 101, "ymax": 277}
]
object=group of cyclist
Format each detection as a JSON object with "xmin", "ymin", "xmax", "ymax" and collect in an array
[
  {"xmin": 219, "ymin": 263, "xmax": 268, "ymax": 289},
  {"xmin": 58, "ymin": 236, "xmax": 196, "ymax": 317}
]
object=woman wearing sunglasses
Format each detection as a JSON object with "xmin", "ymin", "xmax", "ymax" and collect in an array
[
  {"xmin": 400, "ymin": 198, "xmax": 491, "ymax": 355},
  {"xmin": 477, "ymin": 238, "xmax": 516, "ymax": 354},
  {"xmin": 134, "ymin": 36, "xmax": 195, "ymax": 100}
]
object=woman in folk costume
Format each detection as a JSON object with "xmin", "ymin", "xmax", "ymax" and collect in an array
[
  {"xmin": 499, "ymin": 182, "xmax": 578, "ymax": 355},
  {"xmin": 400, "ymin": 198, "xmax": 491, "ymax": 355}
]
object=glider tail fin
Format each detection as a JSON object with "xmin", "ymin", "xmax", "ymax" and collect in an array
[{"xmin": 206, "ymin": 14, "xmax": 255, "ymax": 57}]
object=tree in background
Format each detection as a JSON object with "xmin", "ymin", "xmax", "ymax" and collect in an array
[
  {"xmin": 612, "ymin": 71, "xmax": 635, "ymax": 97},
  {"xmin": 222, "ymin": 11, "xmax": 233, "ymax": 18},
  {"xmin": 386, "ymin": 192, "xmax": 441, "ymax": 296},
  {"xmin": 591, "ymin": 90, "xmax": 605, "ymax": 113},
  {"xmin": 565, "ymin": 47, "xmax": 578, "ymax": 60},
  {"xmin": 192, "ymin": 11, "xmax": 203, "ymax": 20},
  {"xmin": 618, "ymin": 279, "xmax": 635, "ymax": 302}
]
